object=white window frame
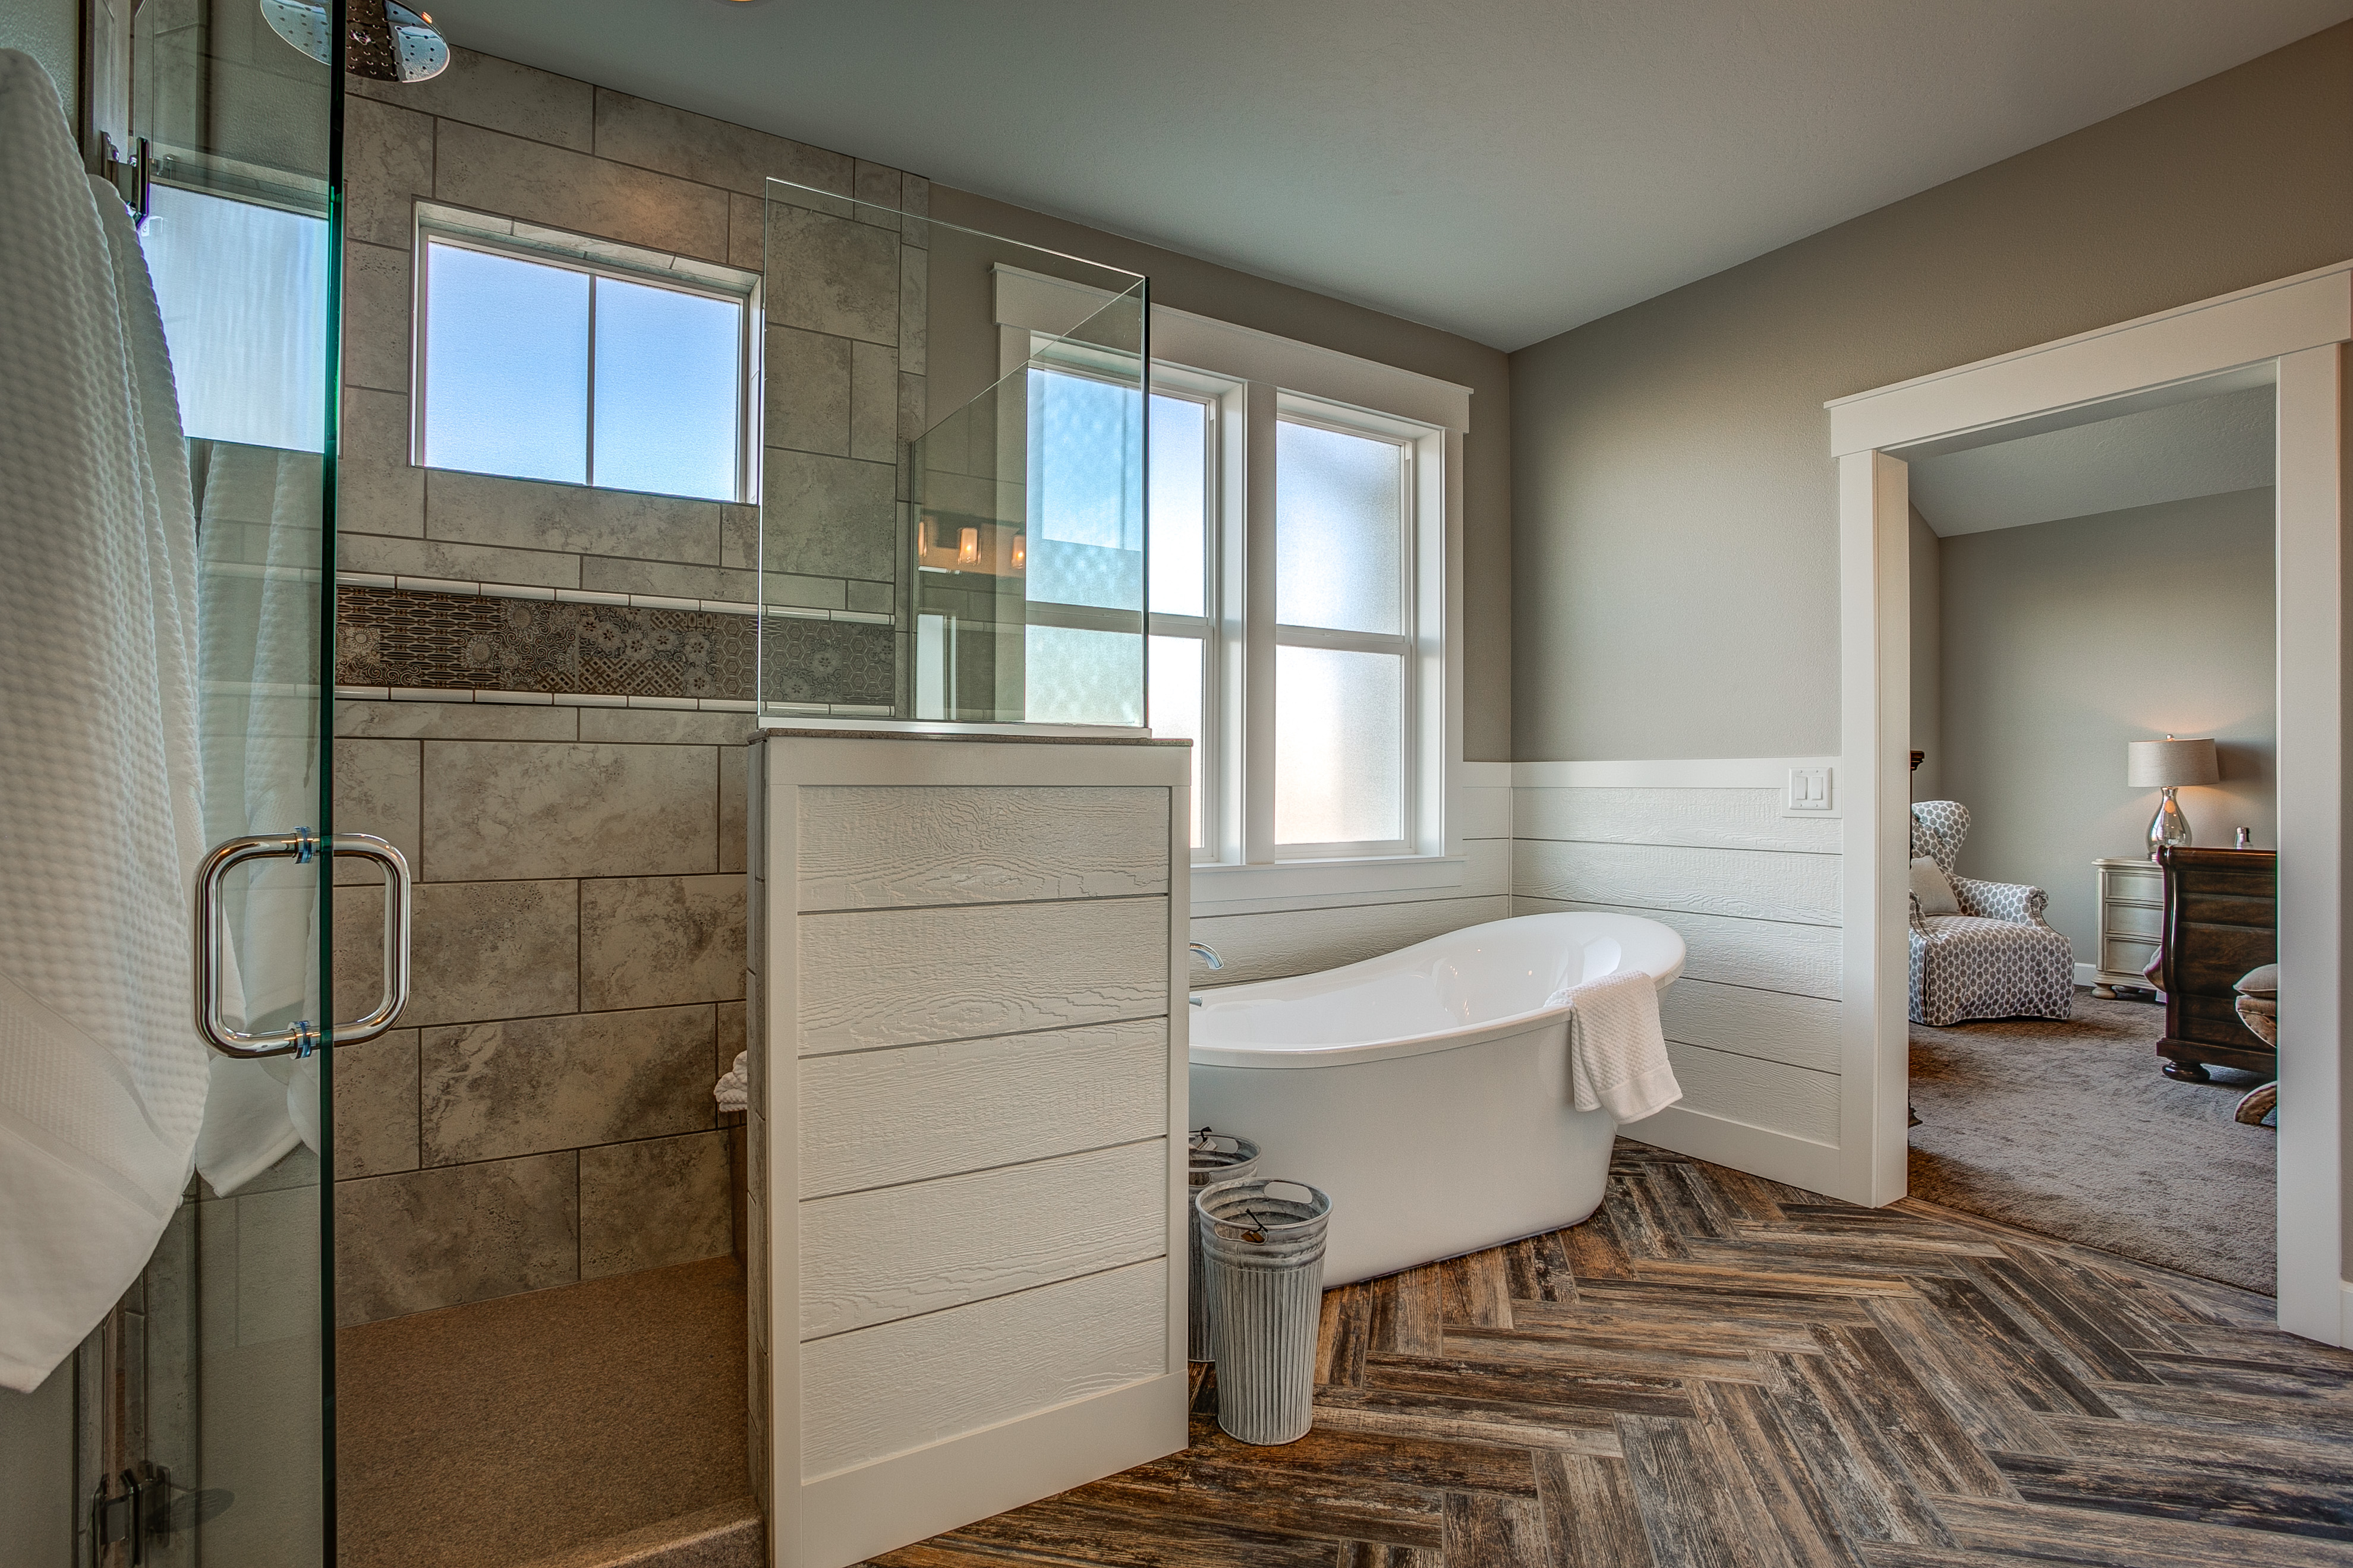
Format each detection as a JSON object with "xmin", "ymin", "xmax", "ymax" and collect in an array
[
  {"xmin": 996, "ymin": 266, "xmax": 1470, "ymax": 898},
  {"xmin": 410, "ymin": 202, "xmax": 763, "ymax": 503}
]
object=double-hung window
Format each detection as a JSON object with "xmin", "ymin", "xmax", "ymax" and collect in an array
[{"xmin": 994, "ymin": 267, "xmax": 1463, "ymax": 877}]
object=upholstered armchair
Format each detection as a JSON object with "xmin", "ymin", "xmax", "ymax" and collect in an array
[{"xmin": 1907, "ymin": 801, "xmax": 2074, "ymax": 1026}]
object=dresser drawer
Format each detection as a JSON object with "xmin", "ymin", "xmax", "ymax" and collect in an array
[
  {"xmin": 2105, "ymin": 901, "xmax": 2163, "ymax": 939},
  {"xmin": 2102, "ymin": 935, "xmax": 2159, "ymax": 976}
]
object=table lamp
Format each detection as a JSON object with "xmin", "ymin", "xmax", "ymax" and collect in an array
[{"xmin": 2127, "ymin": 735, "xmax": 2219, "ymax": 860}]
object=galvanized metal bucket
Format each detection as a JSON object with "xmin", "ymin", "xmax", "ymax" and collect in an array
[
  {"xmin": 1186, "ymin": 1131, "xmax": 1261, "ymax": 1362},
  {"xmin": 1197, "ymin": 1177, "xmax": 1331, "ymax": 1446}
]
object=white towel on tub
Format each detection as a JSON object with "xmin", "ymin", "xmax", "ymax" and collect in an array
[{"xmin": 1558, "ymin": 970, "xmax": 1680, "ymax": 1122}]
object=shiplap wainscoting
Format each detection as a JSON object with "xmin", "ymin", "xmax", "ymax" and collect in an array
[
  {"xmin": 751, "ymin": 733, "xmax": 1191, "ymax": 1568},
  {"xmin": 1510, "ymin": 760, "xmax": 1847, "ymax": 1192}
]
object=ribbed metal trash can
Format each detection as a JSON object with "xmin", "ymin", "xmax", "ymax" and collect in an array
[
  {"xmin": 1186, "ymin": 1131, "xmax": 1261, "ymax": 1362},
  {"xmin": 1197, "ymin": 1177, "xmax": 1331, "ymax": 1446}
]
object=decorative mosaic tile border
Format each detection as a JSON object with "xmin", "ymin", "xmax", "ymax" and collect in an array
[{"xmin": 336, "ymin": 584, "xmax": 897, "ymax": 708}]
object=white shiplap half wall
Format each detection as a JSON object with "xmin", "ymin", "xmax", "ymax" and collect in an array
[
  {"xmin": 1509, "ymin": 758, "xmax": 1845, "ymax": 1193},
  {"xmin": 1187, "ymin": 764, "xmax": 1515, "ymax": 987}
]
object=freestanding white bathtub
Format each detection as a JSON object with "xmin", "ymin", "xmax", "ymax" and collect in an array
[{"xmin": 1187, "ymin": 911, "xmax": 1687, "ymax": 1285}]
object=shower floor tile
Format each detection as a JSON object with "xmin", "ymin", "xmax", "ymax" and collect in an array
[{"xmin": 337, "ymin": 1255, "xmax": 755, "ymax": 1568}]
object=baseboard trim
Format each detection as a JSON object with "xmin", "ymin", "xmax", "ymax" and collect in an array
[{"xmin": 1621, "ymin": 1103, "xmax": 1848, "ymax": 1200}]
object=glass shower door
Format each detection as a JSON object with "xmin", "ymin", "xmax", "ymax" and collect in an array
[{"xmin": 89, "ymin": 2, "xmax": 347, "ymax": 1562}]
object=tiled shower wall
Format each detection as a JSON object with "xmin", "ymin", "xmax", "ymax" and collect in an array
[
  {"xmin": 327, "ymin": 48, "xmax": 930, "ymax": 1320},
  {"xmin": 329, "ymin": 701, "xmax": 752, "ymax": 1323},
  {"xmin": 334, "ymin": 46, "xmax": 930, "ymax": 708}
]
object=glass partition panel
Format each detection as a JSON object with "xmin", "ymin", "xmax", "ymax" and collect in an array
[{"xmin": 760, "ymin": 179, "xmax": 1146, "ymax": 725}]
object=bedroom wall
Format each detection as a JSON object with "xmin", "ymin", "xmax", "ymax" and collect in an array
[
  {"xmin": 1938, "ymin": 488, "xmax": 2278, "ymax": 960},
  {"xmin": 1509, "ymin": 20, "xmax": 2353, "ymax": 764},
  {"xmin": 1910, "ymin": 507, "xmax": 1942, "ymax": 802}
]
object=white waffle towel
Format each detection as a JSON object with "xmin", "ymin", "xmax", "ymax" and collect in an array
[
  {"xmin": 1559, "ymin": 969, "xmax": 1681, "ymax": 1122},
  {"xmin": 714, "ymin": 1052, "xmax": 748, "ymax": 1113},
  {"xmin": 0, "ymin": 52, "xmax": 210, "ymax": 1393}
]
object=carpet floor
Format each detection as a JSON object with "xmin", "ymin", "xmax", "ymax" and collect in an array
[{"xmin": 1907, "ymin": 989, "xmax": 2275, "ymax": 1294}]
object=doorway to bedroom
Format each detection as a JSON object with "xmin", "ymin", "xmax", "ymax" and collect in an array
[{"xmin": 1897, "ymin": 377, "xmax": 2280, "ymax": 1295}]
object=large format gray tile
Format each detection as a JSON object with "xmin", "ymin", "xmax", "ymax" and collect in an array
[
  {"xmin": 345, "ymin": 878, "xmax": 578, "ymax": 1028},
  {"xmin": 761, "ymin": 449, "xmax": 896, "ymax": 582},
  {"xmin": 351, "ymin": 46, "xmax": 592, "ymax": 150},
  {"xmin": 336, "ymin": 699, "xmax": 578, "ymax": 742},
  {"xmin": 577, "ymin": 557, "xmax": 755, "ymax": 601},
  {"xmin": 344, "ymin": 92, "xmax": 433, "ymax": 250},
  {"xmin": 574, "ymin": 709, "xmax": 758, "ymax": 746},
  {"xmin": 339, "ymin": 387, "xmax": 423, "ymax": 539},
  {"xmin": 579, "ymin": 1130, "xmax": 732, "ymax": 1279},
  {"xmin": 342, "ymin": 241, "xmax": 412, "ymax": 394},
  {"xmin": 852, "ymin": 160, "xmax": 903, "ymax": 230},
  {"xmin": 718, "ymin": 749, "xmax": 746, "ymax": 875},
  {"xmin": 720, "ymin": 504, "xmax": 758, "ymax": 572},
  {"xmin": 421, "ymin": 742, "xmax": 716, "ymax": 879},
  {"xmin": 766, "ymin": 206, "xmax": 899, "ymax": 345},
  {"xmin": 765, "ymin": 326, "xmax": 851, "ymax": 457},
  {"xmin": 898, "ymin": 244, "xmax": 929, "ymax": 378},
  {"xmin": 426, "ymin": 469, "xmax": 720, "ymax": 564},
  {"xmin": 332, "ymin": 737, "xmax": 420, "ymax": 886},
  {"xmin": 581, "ymin": 875, "xmax": 745, "ymax": 1011},
  {"xmin": 334, "ymin": 1029, "xmax": 420, "ymax": 1179},
  {"xmin": 333, "ymin": 1151, "xmax": 578, "ymax": 1324},
  {"xmin": 434, "ymin": 119, "xmax": 729, "ymax": 263},
  {"xmin": 849, "ymin": 340, "xmax": 898, "ymax": 463},
  {"xmin": 591, "ymin": 88, "xmax": 852, "ymax": 199},
  {"xmin": 728, "ymin": 190, "xmax": 763, "ymax": 272},
  {"xmin": 418, "ymin": 1004, "xmax": 716, "ymax": 1165},
  {"xmin": 338, "ymin": 532, "xmax": 579, "ymax": 591}
]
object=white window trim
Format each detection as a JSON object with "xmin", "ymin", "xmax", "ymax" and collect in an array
[
  {"xmin": 995, "ymin": 264, "xmax": 1472, "ymax": 903},
  {"xmin": 410, "ymin": 201, "xmax": 764, "ymax": 504}
]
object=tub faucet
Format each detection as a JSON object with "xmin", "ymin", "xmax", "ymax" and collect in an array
[{"xmin": 1187, "ymin": 942, "xmax": 1223, "ymax": 1006}]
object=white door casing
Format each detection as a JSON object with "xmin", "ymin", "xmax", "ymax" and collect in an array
[{"xmin": 1827, "ymin": 261, "xmax": 2353, "ymax": 1345}]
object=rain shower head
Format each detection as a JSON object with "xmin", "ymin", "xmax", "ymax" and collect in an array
[{"xmin": 260, "ymin": 0, "xmax": 451, "ymax": 83}]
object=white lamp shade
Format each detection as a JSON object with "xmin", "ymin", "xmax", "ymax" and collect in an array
[{"xmin": 2127, "ymin": 737, "xmax": 2219, "ymax": 788}]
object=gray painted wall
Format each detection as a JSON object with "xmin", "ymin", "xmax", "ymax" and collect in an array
[
  {"xmin": 1, "ymin": 0, "xmax": 78, "ymax": 125},
  {"xmin": 1909, "ymin": 506, "xmax": 1942, "ymax": 802},
  {"xmin": 1937, "ymin": 488, "xmax": 2276, "ymax": 958},
  {"xmin": 1508, "ymin": 21, "xmax": 2353, "ymax": 761},
  {"xmin": 930, "ymin": 188, "xmax": 1515, "ymax": 762}
]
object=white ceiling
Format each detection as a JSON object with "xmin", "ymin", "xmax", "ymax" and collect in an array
[
  {"xmin": 1907, "ymin": 383, "xmax": 2275, "ymax": 538},
  {"xmin": 434, "ymin": 1, "xmax": 2353, "ymax": 350}
]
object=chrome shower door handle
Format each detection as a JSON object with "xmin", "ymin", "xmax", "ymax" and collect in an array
[{"xmin": 194, "ymin": 830, "xmax": 414, "ymax": 1058}]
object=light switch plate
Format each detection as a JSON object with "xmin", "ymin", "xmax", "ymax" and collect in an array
[{"xmin": 1784, "ymin": 766, "xmax": 1835, "ymax": 816}]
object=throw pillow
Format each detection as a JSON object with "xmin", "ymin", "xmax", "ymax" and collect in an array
[
  {"xmin": 1910, "ymin": 856, "xmax": 1961, "ymax": 916},
  {"xmin": 2235, "ymin": 963, "xmax": 2279, "ymax": 997}
]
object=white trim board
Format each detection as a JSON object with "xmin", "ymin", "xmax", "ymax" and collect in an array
[
  {"xmin": 1831, "ymin": 270, "xmax": 2350, "ymax": 1345},
  {"xmin": 1508, "ymin": 758, "xmax": 1837, "ymax": 790}
]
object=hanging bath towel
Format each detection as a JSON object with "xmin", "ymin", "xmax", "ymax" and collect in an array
[{"xmin": 0, "ymin": 51, "xmax": 211, "ymax": 1393}]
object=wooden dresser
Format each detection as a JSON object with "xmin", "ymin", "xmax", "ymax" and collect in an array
[
  {"xmin": 2155, "ymin": 847, "xmax": 2278, "ymax": 1083},
  {"xmin": 2091, "ymin": 856, "xmax": 2165, "ymax": 998}
]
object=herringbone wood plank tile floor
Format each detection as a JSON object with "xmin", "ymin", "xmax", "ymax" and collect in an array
[{"xmin": 871, "ymin": 1141, "xmax": 2353, "ymax": 1567}]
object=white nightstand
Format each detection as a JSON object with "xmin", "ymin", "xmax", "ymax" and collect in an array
[{"xmin": 2093, "ymin": 856, "xmax": 2165, "ymax": 999}]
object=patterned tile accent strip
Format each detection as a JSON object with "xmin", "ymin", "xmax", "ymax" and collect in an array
[{"xmin": 339, "ymin": 585, "xmax": 896, "ymax": 707}]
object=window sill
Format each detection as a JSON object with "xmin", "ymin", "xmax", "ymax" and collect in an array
[{"xmin": 1189, "ymin": 854, "xmax": 1465, "ymax": 911}]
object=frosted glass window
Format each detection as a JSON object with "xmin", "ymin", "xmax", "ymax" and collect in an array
[
  {"xmin": 593, "ymin": 276, "xmax": 742, "ymax": 500},
  {"xmin": 1148, "ymin": 395, "xmax": 1208, "ymax": 617},
  {"xmin": 1025, "ymin": 624, "xmax": 1144, "ymax": 726},
  {"xmin": 419, "ymin": 238, "xmax": 748, "ymax": 500},
  {"xmin": 1027, "ymin": 368, "xmax": 1144, "ymax": 610},
  {"xmin": 423, "ymin": 242, "xmax": 589, "ymax": 485},
  {"xmin": 1276, "ymin": 420, "xmax": 1403, "ymax": 634},
  {"xmin": 141, "ymin": 185, "xmax": 328, "ymax": 452},
  {"xmin": 1275, "ymin": 646, "xmax": 1403, "ymax": 845},
  {"xmin": 1148, "ymin": 635, "xmax": 1206, "ymax": 847}
]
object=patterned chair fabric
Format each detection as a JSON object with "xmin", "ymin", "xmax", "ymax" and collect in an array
[{"xmin": 1908, "ymin": 801, "xmax": 2074, "ymax": 1026}]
